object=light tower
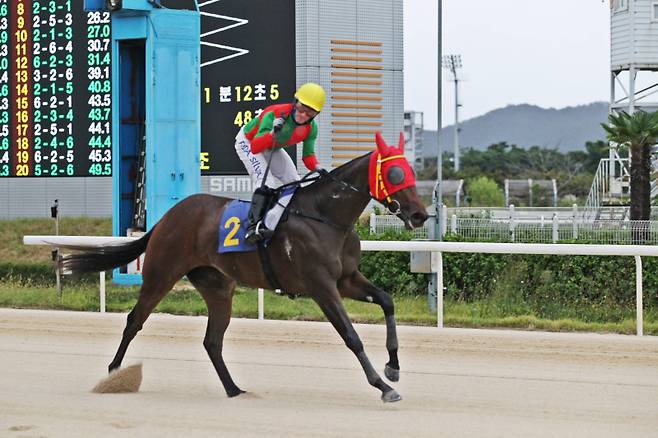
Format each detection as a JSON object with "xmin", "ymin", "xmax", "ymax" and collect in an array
[{"xmin": 442, "ymin": 54, "xmax": 462, "ymax": 172}]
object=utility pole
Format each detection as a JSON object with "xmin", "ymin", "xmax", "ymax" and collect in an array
[
  {"xmin": 434, "ymin": 0, "xmax": 443, "ymax": 242},
  {"xmin": 442, "ymin": 54, "xmax": 462, "ymax": 172},
  {"xmin": 428, "ymin": 0, "xmax": 444, "ymax": 316}
]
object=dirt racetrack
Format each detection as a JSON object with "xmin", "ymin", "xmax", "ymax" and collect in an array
[{"xmin": 1, "ymin": 308, "xmax": 657, "ymax": 438}]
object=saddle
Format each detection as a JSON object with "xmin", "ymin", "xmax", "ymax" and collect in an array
[{"xmin": 217, "ymin": 186, "xmax": 296, "ymax": 254}]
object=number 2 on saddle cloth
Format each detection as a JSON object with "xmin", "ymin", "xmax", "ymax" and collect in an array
[{"xmin": 217, "ymin": 186, "xmax": 296, "ymax": 253}]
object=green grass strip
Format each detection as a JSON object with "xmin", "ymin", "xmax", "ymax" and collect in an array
[{"xmin": 1, "ymin": 282, "xmax": 656, "ymax": 335}]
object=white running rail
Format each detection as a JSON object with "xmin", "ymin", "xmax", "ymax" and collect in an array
[
  {"xmin": 360, "ymin": 240, "xmax": 658, "ymax": 336},
  {"xmin": 24, "ymin": 236, "xmax": 657, "ymax": 336}
]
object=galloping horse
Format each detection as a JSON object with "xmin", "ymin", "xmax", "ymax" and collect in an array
[{"xmin": 60, "ymin": 132, "xmax": 428, "ymax": 402}]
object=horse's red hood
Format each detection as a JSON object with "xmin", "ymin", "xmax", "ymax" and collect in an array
[{"xmin": 368, "ymin": 132, "xmax": 416, "ymax": 201}]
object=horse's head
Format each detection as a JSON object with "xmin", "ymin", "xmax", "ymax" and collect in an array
[{"xmin": 368, "ymin": 132, "xmax": 429, "ymax": 229}]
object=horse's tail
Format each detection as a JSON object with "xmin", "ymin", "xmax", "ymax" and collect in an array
[{"xmin": 58, "ymin": 228, "xmax": 154, "ymax": 275}]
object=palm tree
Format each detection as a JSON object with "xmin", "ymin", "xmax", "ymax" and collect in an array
[{"xmin": 602, "ymin": 110, "xmax": 658, "ymax": 220}]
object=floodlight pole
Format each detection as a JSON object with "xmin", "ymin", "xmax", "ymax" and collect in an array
[
  {"xmin": 442, "ymin": 54, "xmax": 462, "ymax": 172},
  {"xmin": 453, "ymin": 71, "xmax": 460, "ymax": 172}
]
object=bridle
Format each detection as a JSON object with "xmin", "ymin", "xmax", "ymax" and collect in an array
[
  {"xmin": 310, "ymin": 154, "xmax": 412, "ymax": 225},
  {"xmin": 275, "ymin": 152, "xmax": 414, "ymax": 228},
  {"xmin": 371, "ymin": 153, "xmax": 406, "ymax": 215}
]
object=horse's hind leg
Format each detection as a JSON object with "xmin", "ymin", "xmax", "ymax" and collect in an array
[
  {"xmin": 187, "ymin": 266, "xmax": 244, "ymax": 397},
  {"xmin": 338, "ymin": 271, "xmax": 400, "ymax": 382},
  {"xmin": 108, "ymin": 269, "xmax": 180, "ymax": 372},
  {"xmin": 312, "ymin": 286, "xmax": 401, "ymax": 403}
]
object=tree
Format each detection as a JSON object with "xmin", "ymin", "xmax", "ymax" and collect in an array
[
  {"xmin": 583, "ymin": 140, "xmax": 608, "ymax": 174},
  {"xmin": 602, "ymin": 111, "xmax": 658, "ymax": 220},
  {"xmin": 467, "ymin": 176, "xmax": 504, "ymax": 207}
]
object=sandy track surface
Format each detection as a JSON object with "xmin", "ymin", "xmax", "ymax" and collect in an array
[{"xmin": 0, "ymin": 308, "xmax": 657, "ymax": 437}]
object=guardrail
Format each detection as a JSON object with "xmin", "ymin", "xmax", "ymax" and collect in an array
[
  {"xmin": 24, "ymin": 236, "xmax": 658, "ymax": 336},
  {"xmin": 361, "ymin": 240, "xmax": 658, "ymax": 336}
]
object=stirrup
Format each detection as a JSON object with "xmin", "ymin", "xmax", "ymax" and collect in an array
[{"xmin": 245, "ymin": 221, "xmax": 273, "ymax": 244}]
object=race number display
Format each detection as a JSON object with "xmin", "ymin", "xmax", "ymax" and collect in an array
[
  {"xmin": 0, "ymin": 0, "xmax": 296, "ymax": 177},
  {"xmin": 1, "ymin": 0, "xmax": 112, "ymax": 177}
]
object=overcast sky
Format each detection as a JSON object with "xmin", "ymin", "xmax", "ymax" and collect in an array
[{"xmin": 403, "ymin": 0, "xmax": 611, "ymax": 130}]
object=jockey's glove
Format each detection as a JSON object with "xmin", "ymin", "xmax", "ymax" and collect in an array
[
  {"xmin": 272, "ymin": 117, "xmax": 286, "ymax": 132},
  {"xmin": 302, "ymin": 154, "xmax": 318, "ymax": 171}
]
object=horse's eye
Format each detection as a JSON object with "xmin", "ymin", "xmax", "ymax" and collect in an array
[{"xmin": 387, "ymin": 166, "xmax": 405, "ymax": 185}]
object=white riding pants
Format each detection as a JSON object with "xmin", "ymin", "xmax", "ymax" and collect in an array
[{"xmin": 235, "ymin": 127, "xmax": 299, "ymax": 229}]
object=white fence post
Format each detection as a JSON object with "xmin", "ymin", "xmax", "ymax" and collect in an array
[
  {"xmin": 572, "ymin": 204, "xmax": 578, "ymax": 240},
  {"xmin": 369, "ymin": 213, "xmax": 376, "ymax": 234},
  {"xmin": 451, "ymin": 214, "xmax": 457, "ymax": 234},
  {"xmin": 441, "ymin": 205, "xmax": 448, "ymax": 237},
  {"xmin": 258, "ymin": 288, "xmax": 264, "ymax": 320},
  {"xmin": 99, "ymin": 271, "xmax": 106, "ymax": 313},
  {"xmin": 432, "ymin": 251, "xmax": 444, "ymax": 328},
  {"xmin": 509, "ymin": 204, "xmax": 515, "ymax": 242},
  {"xmin": 635, "ymin": 256, "xmax": 643, "ymax": 336},
  {"xmin": 552, "ymin": 213, "xmax": 559, "ymax": 243}
]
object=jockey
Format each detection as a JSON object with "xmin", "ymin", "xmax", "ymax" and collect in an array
[{"xmin": 234, "ymin": 82, "xmax": 326, "ymax": 244}]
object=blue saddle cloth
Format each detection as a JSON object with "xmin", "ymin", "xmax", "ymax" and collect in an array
[
  {"xmin": 217, "ymin": 200, "xmax": 257, "ymax": 253},
  {"xmin": 217, "ymin": 186, "xmax": 298, "ymax": 254}
]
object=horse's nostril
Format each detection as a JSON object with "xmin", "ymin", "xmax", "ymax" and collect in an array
[{"xmin": 411, "ymin": 212, "xmax": 428, "ymax": 225}]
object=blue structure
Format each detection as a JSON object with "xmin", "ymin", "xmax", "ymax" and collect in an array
[{"xmin": 85, "ymin": 0, "xmax": 201, "ymax": 284}]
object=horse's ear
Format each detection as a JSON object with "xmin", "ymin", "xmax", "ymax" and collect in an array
[
  {"xmin": 375, "ymin": 131, "xmax": 390, "ymax": 155},
  {"xmin": 398, "ymin": 131, "xmax": 405, "ymax": 152}
]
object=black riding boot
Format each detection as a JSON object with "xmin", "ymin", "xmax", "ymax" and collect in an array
[{"xmin": 245, "ymin": 187, "xmax": 274, "ymax": 244}]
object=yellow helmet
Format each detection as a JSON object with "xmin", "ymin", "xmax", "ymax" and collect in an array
[{"xmin": 294, "ymin": 82, "xmax": 326, "ymax": 112}]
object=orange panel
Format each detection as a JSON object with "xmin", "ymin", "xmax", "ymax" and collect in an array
[
  {"xmin": 331, "ymin": 71, "xmax": 383, "ymax": 78},
  {"xmin": 331, "ymin": 87, "xmax": 382, "ymax": 93},
  {"xmin": 331, "ymin": 112, "xmax": 383, "ymax": 118},
  {"xmin": 332, "ymin": 137, "xmax": 377, "ymax": 142},
  {"xmin": 332, "ymin": 95, "xmax": 383, "ymax": 101},
  {"xmin": 330, "ymin": 40, "xmax": 382, "ymax": 46},
  {"xmin": 332, "ymin": 120, "xmax": 384, "ymax": 126},
  {"xmin": 331, "ymin": 55, "xmax": 383, "ymax": 63},
  {"xmin": 332, "ymin": 153, "xmax": 364, "ymax": 159},
  {"xmin": 332, "ymin": 146, "xmax": 375, "ymax": 151},
  {"xmin": 331, "ymin": 104, "xmax": 383, "ymax": 110},
  {"xmin": 331, "ymin": 64, "xmax": 383, "ymax": 70},
  {"xmin": 331, "ymin": 47, "xmax": 383, "ymax": 55},
  {"xmin": 331, "ymin": 79, "xmax": 383, "ymax": 85},
  {"xmin": 332, "ymin": 129, "xmax": 377, "ymax": 134}
]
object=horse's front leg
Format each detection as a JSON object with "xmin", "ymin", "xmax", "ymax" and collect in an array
[
  {"xmin": 312, "ymin": 285, "xmax": 401, "ymax": 403},
  {"xmin": 338, "ymin": 271, "xmax": 400, "ymax": 382}
]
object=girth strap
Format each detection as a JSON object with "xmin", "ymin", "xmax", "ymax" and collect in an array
[{"xmin": 257, "ymin": 241, "xmax": 282, "ymax": 291}]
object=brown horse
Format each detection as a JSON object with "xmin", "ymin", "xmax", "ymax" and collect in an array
[{"xmin": 60, "ymin": 133, "xmax": 428, "ymax": 402}]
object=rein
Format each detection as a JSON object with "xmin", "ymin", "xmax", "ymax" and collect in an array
[
  {"xmin": 279, "ymin": 154, "xmax": 411, "ymax": 229},
  {"xmin": 276, "ymin": 170, "xmax": 364, "ymax": 232}
]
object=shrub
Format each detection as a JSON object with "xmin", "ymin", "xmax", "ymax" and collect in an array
[
  {"xmin": 466, "ymin": 176, "xmax": 505, "ymax": 207},
  {"xmin": 355, "ymin": 224, "xmax": 428, "ymax": 296}
]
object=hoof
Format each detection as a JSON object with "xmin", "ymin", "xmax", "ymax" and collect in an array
[
  {"xmin": 227, "ymin": 388, "xmax": 246, "ymax": 398},
  {"xmin": 384, "ymin": 364, "xmax": 400, "ymax": 382},
  {"xmin": 381, "ymin": 389, "xmax": 402, "ymax": 403}
]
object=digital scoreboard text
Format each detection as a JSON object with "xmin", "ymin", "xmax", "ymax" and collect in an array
[{"xmin": 1, "ymin": 0, "xmax": 112, "ymax": 177}]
